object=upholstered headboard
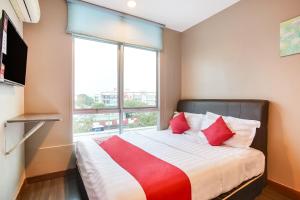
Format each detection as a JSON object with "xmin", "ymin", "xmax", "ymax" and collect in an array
[{"xmin": 177, "ymin": 99, "xmax": 269, "ymax": 154}]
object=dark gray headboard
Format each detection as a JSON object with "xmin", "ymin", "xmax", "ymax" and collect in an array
[{"xmin": 177, "ymin": 99, "xmax": 269, "ymax": 157}]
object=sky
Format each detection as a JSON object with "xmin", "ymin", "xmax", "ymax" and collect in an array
[{"xmin": 74, "ymin": 38, "xmax": 157, "ymax": 96}]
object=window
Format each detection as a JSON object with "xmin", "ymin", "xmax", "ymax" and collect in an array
[
  {"xmin": 124, "ymin": 47, "xmax": 157, "ymax": 108},
  {"xmin": 123, "ymin": 112, "xmax": 158, "ymax": 134},
  {"xmin": 74, "ymin": 39, "xmax": 118, "ymax": 109},
  {"xmin": 73, "ymin": 37, "xmax": 158, "ymax": 137}
]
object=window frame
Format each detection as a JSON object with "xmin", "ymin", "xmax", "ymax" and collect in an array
[{"xmin": 72, "ymin": 36, "xmax": 159, "ymax": 135}]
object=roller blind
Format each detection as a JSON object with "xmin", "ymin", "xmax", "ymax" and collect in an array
[{"xmin": 67, "ymin": 0, "xmax": 164, "ymax": 50}]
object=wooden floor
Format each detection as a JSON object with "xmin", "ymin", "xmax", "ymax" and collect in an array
[
  {"xmin": 17, "ymin": 174, "xmax": 83, "ymax": 200},
  {"xmin": 18, "ymin": 173, "xmax": 292, "ymax": 200}
]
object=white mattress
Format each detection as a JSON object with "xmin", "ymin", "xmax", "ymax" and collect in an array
[{"xmin": 76, "ymin": 130, "xmax": 265, "ymax": 200}]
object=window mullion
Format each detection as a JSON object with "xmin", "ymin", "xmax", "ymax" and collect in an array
[{"xmin": 119, "ymin": 44, "xmax": 125, "ymax": 134}]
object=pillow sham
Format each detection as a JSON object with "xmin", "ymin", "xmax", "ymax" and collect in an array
[{"xmin": 201, "ymin": 112, "xmax": 261, "ymax": 148}]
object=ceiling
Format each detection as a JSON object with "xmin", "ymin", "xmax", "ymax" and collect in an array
[{"xmin": 83, "ymin": 0, "xmax": 240, "ymax": 32}]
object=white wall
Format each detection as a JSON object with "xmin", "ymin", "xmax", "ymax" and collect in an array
[{"xmin": 0, "ymin": 1, "xmax": 25, "ymax": 200}]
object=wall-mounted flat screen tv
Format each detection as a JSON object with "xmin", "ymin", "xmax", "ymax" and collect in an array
[{"xmin": 0, "ymin": 10, "xmax": 28, "ymax": 86}]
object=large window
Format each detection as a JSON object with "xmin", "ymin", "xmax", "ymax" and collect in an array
[
  {"xmin": 73, "ymin": 37, "xmax": 158, "ymax": 136},
  {"xmin": 74, "ymin": 39, "xmax": 118, "ymax": 109},
  {"xmin": 124, "ymin": 46, "xmax": 157, "ymax": 108}
]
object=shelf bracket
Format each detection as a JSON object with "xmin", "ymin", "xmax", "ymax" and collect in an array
[
  {"xmin": 4, "ymin": 114, "xmax": 62, "ymax": 156},
  {"xmin": 5, "ymin": 121, "xmax": 46, "ymax": 155}
]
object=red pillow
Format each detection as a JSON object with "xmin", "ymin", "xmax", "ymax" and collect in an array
[
  {"xmin": 202, "ymin": 116, "xmax": 235, "ymax": 146},
  {"xmin": 170, "ymin": 112, "xmax": 190, "ymax": 134}
]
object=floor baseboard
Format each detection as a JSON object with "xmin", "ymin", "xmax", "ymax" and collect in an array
[
  {"xmin": 26, "ymin": 168, "xmax": 77, "ymax": 184},
  {"xmin": 268, "ymin": 180, "xmax": 300, "ymax": 200},
  {"xmin": 16, "ymin": 179, "xmax": 27, "ymax": 200}
]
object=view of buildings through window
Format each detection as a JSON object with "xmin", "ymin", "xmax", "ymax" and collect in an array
[{"xmin": 73, "ymin": 37, "xmax": 158, "ymax": 136}]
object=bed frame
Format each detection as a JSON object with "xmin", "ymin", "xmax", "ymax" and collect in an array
[
  {"xmin": 177, "ymin": 99, "xmax": 269, "ymax": 200},
  {"xmin": 77, "ymin": 99, "xmax": 269, "ymax": 200}
]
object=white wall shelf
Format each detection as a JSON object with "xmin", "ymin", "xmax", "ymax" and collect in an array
[
  {"xmin": 7, "ymin": 114, "xmax": 62, "ymax": 123},
  {"xmin": 5, "ymin": 114, "xmax": 62, "ymax": 155}
]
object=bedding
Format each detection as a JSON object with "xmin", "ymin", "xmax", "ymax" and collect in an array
[
  {"xmin": 170, "ymin": 112, "xmax": 190, "ymax": 134},
  {"xmin": 171, "ymin": 112, "xmax": 205, "ymax": 134},
  {"xmin": 76, "ymin": 130, "xmax": 265, "ymax": 200},
  {"xmin": 201, "ymin": 112, "xmax": 261, "ymax": 148},
  {"xmin": 202, "ymin": 116, "xmax": 235, "ymax": 146},
  {"xmin": 97, "ymin": 136, "xmax": 191, "ymax": 200},
  {"xmin": 182, "ymin": 112, "xmax": 205, "ymax": 132}
]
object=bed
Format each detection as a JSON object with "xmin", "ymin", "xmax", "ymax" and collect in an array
[{"xmin": 76, "ymin": 99, "xmax": 269, "ymax": 200}]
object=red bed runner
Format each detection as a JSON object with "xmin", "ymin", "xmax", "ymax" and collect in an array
[{"xmin": 95, "ymin": 136, "xmax": 191, "ymax": 200}]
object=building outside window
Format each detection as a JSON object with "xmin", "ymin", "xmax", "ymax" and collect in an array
[{"xmin": 73, "ymin": 37, "xmax": 159, "ymax": 137}]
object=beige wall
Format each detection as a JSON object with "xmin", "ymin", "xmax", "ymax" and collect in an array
[
  {"xmin": 18, "ymin": 0, "xmax": 300, "ymax": 193},
  {"xmin": 24, "ymin": 0, "xmax": 74, "ymax": 177},
  {"xmin": 0, "ymin": 1, "xmax": 25, "ymax": 199},
  {"xmin": 160, "ymin": 28, "xmax": 181, "ymax": 129},
  {"xmin": 24, "ymin": 0, "xmax": 181, "ymax": 176},
  {"xmin": 21, "ymin": 0, "xmax": 300, "ymax": 193},
  {"xmin": 182, "ymin": 0, "xmax": 300, "ymax": 191}
]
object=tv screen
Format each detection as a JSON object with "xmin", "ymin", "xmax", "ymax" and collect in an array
[{"xmin": 0, "ymin": 10, "xmax": 28, "ymax": 86}]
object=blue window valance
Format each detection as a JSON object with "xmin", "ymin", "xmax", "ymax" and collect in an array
[{"xmin": 67, "ymin": 0, "xmax": 164, "ymax": 50}]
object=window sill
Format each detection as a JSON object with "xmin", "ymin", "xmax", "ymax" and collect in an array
[{"xmin": 73, "ymin": 126, "xmax": 157, "ymax": 143}]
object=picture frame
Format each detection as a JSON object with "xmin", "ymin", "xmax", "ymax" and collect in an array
[{"xmin": 280, "ymin": 16, "xmax": 300, "ymax": 57}]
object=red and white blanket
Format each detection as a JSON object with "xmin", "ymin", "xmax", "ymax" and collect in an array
[
  {"xmin": 76, "ymin": 130, "xmax": 265, "ymax": 200},
  {"xmin": 96, "ymin": 136, "xmax": 191, "ymax": 200}
]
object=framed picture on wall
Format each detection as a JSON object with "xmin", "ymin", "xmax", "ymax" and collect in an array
[{"xmin": 280, "ymin": 16, "xmax": 300, "ymax": 57}]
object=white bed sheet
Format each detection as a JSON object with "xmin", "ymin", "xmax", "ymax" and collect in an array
[{"xmin": 76, "ymin": 130, "xmax": 265, "ymax": 200}]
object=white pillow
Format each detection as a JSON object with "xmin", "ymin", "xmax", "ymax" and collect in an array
[
  {"xmin": 201, "ymin": 112, "xmax": 261, "ymax": 148},
  {"xmin": 171, "ymin": 112, "xmax": 205, "ymax": 133},
  {"xmin": 184, "ymin": 112, "xmax": 205, "ymax": 132}
]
